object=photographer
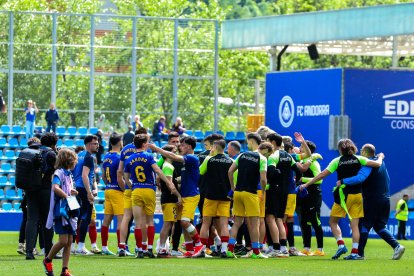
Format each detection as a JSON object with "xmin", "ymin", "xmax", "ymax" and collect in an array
[{"xmin": 25, "ymin": 133, "xmax": 58, "ymax": 260}]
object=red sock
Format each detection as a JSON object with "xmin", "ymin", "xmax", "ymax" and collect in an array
[
  {"xmin": 119, "ymin": 243, "xmax": 126, "ymax": 250},
  {"xmin": 337, "ymin": 239, "xmax": 345, "ymax": 246},
  {"xmin": 147, "ymin": 226, "xmax": 155, "ymax": 248},
  {"xmin": 351, "ymin": 248, "xmax": 358, "ymax": 254},
  {"xmin": 134, "ymin": 229, "xmax": 142, "ymax": 249},
  {"xmin": 142, "ymin": 243, "xmax": 148, "ymax": 251},
  {"xmin": 192, "ymin": 233, "xmax": 201, "ymax": 244},
  {"xmin": 116, "ymin": 230, "xmax": 121, "ymax": 248},
  {"xmin": 228, "ymin": 244, "xmax": 235, "ymax": 252},
  {"xmin": 185, "ymin": 242, "xmax": 194, "ymax": 252},
  {"xmin": 101, "ymin": 226, "xmax": 109, "ymax": 247},
  {"xmin": 200, "ymin": 238, "xmax": 209, "ymax": 246},
  {"xmin": 89, "ymin": 225, "xmax": 97, "ymax": 244},
  {"xmin": 221, "ymin": 236, "xmax": 229, "ymax": 243},
  {"xmin": 253, "ymin": 248, "xmax": 260, "ymax": 255},
  {"xmin": 207, "ymin": 236, "xmax": 214, "ymax": 249}
]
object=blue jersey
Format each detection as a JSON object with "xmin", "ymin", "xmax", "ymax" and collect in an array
[
  {"xmin": 180, "ymin": 154, "xmax": 200, "ymax": 197},
  {"xmin": 102, "ymin": 151, "xmax": 121, "ymax": 191},
  {"xmin": 120, "ymin": 143, "xmax": 138, "ymax": 190},
  {"xmin": 72, "ymin": 151, "xmax": 95, "ymax": 189},
  {"xmin": 25, "ymin": 107, "xmax": 36, "ymax": 122},
  {"xmin": 124, "ymin": 151, "xmax": 156, "ymax": 191}
]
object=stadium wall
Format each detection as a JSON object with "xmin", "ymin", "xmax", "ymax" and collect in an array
[{"xmin": 266, "ymin": 68, "xmax": 414, "ymax": 238}]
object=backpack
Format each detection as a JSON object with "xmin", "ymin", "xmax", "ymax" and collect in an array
[{"xmin": 15, "ymin": 147, "xmax": 53, "ymax": 191}]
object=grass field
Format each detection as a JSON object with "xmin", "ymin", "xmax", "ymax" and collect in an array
[{"xmin": 1, "ymin": 232, "xmax": 412, "ymax": 275}]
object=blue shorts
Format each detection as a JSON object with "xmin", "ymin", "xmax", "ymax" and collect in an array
[{"xmin": 54, "ymin": 218, "xmax": 76, "ymax": 235}]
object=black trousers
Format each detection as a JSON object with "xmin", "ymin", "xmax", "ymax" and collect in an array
[
  {"xmin": 25, "ymin": 188, "xmax": 54, "ymax": 255},
  {"xmin": 397, "ymin": 220, "xmax": 407, "ymax": 239}
]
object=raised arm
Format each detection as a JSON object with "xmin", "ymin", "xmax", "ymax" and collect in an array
[
  {"xmin": 294, "ymin": 132, "xmax": 311, "ymax": 159},
  {"xmin": 148, "ymin": 144, "xmax": 184, "ymax": 163}
]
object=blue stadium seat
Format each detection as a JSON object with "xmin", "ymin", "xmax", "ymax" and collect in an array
[
  {"xmin": 235, "ymin": 131, "xmax": 246, "ymax": 142},
  {"xmin": 6, "ymin": 189, "xmax": 18, "ymax": 200},
  {"xmin": 160, "ymin": 141, "xmax": 168, "ymax": 148},
  {"xmin": 1, "ymin": 163, "xmax": 12, "ymax": 173},
  {"xmin": 184, "ymin": 130, "xmax": 194, "ymax": 136},
  {"xmin": 56, "ymin": 126, "xmax": 66, "ymax": 137},
  {"xmin": 64, "ymin": 139, "xmax": 74, "ymax": 148},
  {"xmin": 194, "ymin": 142, "xmax": 203, "ymax": 153},
  {"xmin": 8, "ymin": 138, "xmax": 19, "ymax": 149},
  {"xmin": 194, "ymin": 130, "xmax": 204, "ymax": 141},
  {"xmin": 2, "ymin": 202, "xmax": 12, "ymax": 211},
  {"xmin": 12, "ymin": 125, "xmax": 23, "ymax": 135},
  {"xmin": 74, "ymin": 139, "xmax": 84, "ymax": 147},
  {"xmin": 4, "ymin": 150, "xmax": 15, "ymax": 160},
  {"xmin": 204, "ymin": 131, "xmax": 213, "ymax": 138},
  {"xmin": 95, "ymin": 204, "xmax": 104, "ymax": 213},
  {"xmin": 216, "ymin": 131, "xmax": 225, "ymax": 137},
  {"xmin": 8, "ymin": 176, "xmax": 15, "ymax": 187},
  {"xmin": 0, "ymin": 176, "xmax": 7, "ymax": 188},
  {"xmin": 89, "ymin": 127, "xmax": 98, "ymax": 135},
  {"xmin": 102, "ymin": 140, "xmax": 108, "ymax": 149},
  {"xmin": 67, "ymin": 126, "xmax": 77, "ymax": 137},
  {"xmin": 1, "ymin": 125, "xmax": 11, "ymax": 135},
  {"xmin": 97, "ymin": 179, "xmax": 105, "ymax": 190},
  {"xmin": 409, "ymin": 213, "xmax": 414, "ymax": 219},
  {"xmin": 19, "ymin": 138, "xmax": 28, "ymax": 148},
  {"xmin": 97, "ymin": 191, "xmax": 105, "ymax": 202},
  {"xmin": 0, "ymin": 189, "xmax": 4, "ymax": 200},
  {"xmin": 78, "ymin": 127, "xmax": 87, "ymax": 137},
  {"xmin": 35, "ymin": 126, "xmax": 44, "ymax": 132},
  {"xmin": 57, "ymin": 140, "xmax": 63, "ymax": 147},
  {"xmin": 17, "ymin": 189, "xmax": 22, "ymax": 199},
  {"xmin": 0, "ymin": 138, "xmax": 7, "ymax": 148},
  {"xmin": 225, "ymin": 132, "xmax": 235, "ymax": 141},
  {"xmin": 13, "ymin": 202, "xmax": 21, "ymax": 211},
  {"xmin": 389, "ymin": 210, "xmax": 396, "ymax": 218}
]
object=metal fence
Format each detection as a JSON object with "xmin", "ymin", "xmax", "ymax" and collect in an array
[{"xmin": 0, "ymin": 11, "xmax": 264, "ymax": 133}]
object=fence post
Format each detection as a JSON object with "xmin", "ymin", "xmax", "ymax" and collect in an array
[
  {"xmin": 131, "ymin": 17, "xmax": 137, "ymax": 121},
  {"xmin": 213, "ymin": 20, "xmax": 219, "ymax": 132},
  {"xmin": 51, "ymin": 13, "xmax": 57, "ymax": 105},
  {"xmin": 7, "ymin": 12, "xmax": 14, "ymax": 126},
  {"xmin": 172, "ymin": 19, "xmax": 179, "ymax": 122},
  {"xmin": 89, "ymin": 15, "xmax": 95, "ymax": 128}
]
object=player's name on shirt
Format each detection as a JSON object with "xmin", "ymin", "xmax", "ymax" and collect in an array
[
  {"xmin": 103, "ymin": 157, "xmax": 114, "ymax": 164},
  {"xmin": 338, "ymin": 159, "xmax": 360, "ymax": 166},
  {"xmin": 128, "ymin": 156, "xmax": 150, "ymax": 164},
  {"xmin": 240, "ymin": 154, "xmax": 259, "ymax": 163}
]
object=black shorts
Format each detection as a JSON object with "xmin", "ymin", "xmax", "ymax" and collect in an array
[{"xmin": 265, "ymin": 191, "xmax": 288, "ymax": 219}]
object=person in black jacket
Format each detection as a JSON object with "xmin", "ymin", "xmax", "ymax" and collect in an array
[
  {"xmin": 25, "ymin": 132, "xmax": 58, "ymax": 260},
  {"xmin": 45, "ymin": 103, "xmax": 59, "ymax": 133}
]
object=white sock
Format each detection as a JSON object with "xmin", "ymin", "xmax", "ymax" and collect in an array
[
  {"xmin": 102, "ymin": 246, "xmax": 108, "ymax": 251},
  {"xmin": 221, "ymin": 242, "xmax": 228, "ymax": 252},
  {"xmin": 352, "ymin": 243, "xmax": 358, "ymax": 249},
  {"xmin": 78, "ymin": 242, "xmax": 85, "ymax": 251},
  {"xmin": 214, "ymin": 236, "xmax": 222, "ymax": 246},
  {"xmin": 71, "ymin": 243, "xmax": 76, "ymax": 250},
  {"xmin": 91, "ymin": 243, "xmax": 97, "ymax": 248},
  {"xmin": 317, "ymin": 248, "xmax": 323, "ymax": 251}
]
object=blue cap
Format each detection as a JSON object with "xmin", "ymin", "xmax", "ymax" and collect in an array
[{"xmin": 295, "ymin": 186, "xmax": 308, "ymax": 198}]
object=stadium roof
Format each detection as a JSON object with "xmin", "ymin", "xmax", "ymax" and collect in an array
[{"xmin": 222, "ymin": 3, "xmax": 414, "ymax": 57}]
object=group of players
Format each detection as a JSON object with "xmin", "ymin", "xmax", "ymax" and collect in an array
[{"xmin": 82, "ymin": 126, "xmax": 406, "ymax": 260}]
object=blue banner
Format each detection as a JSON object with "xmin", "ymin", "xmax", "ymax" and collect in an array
[
  {"xmin": 344, "ymin": 69, "xmax": 414, "ymax": 196},
  {"xmin": 266, "ymin": 69, "xmax": 343, "ymax": 211}
]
